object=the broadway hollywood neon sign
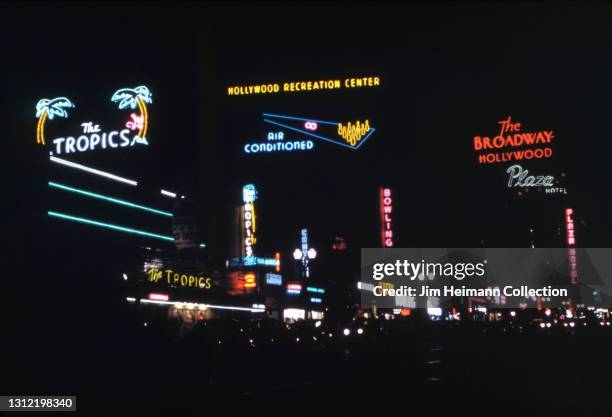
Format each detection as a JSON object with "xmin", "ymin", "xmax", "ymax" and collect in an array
[
  {"xmin": 473, "ymin": 116, "xmax": 554, "ymax": 165},
  {"xmin": 35, "ymin": 85, "xmax": 153, "ymax": 155}
]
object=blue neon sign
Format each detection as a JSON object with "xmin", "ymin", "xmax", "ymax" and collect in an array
[{"xmin": 266, "ymin": 273, "xmax": 282, "ymax": 286}]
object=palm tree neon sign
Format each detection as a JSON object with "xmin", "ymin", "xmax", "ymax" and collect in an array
[
  {"xmin": 111, "ymin": 86, "xmax": 152, "ymax": 143},
  {"xmin": 35, "ymin": 97, "xmax": 75, "ymax": 145}
]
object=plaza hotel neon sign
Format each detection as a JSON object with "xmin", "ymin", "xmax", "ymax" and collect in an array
[
  {"xmin": 566, "ymin": 208, "xmax": 578, "ymax": 285},
  {"xmin": 35, "ymin": 86, "xmax": 153, "ymax": 154}
]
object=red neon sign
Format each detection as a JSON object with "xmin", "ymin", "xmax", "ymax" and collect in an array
[
  {"xmin": 148, "ymin": 293, "xmax": 169, "ymax": 301},
  {"xmin": 380, "ymin": 187, "xmax": 393, "ymax": 247},
  {"xmin": 473, "ymin": 116, "xmax": 554, "ymax": 165},
  {"xmin": 275, "ymin": 252, "xmax": 281, "ymax": 273},
  {"xmin": 287, "ymin": 283, "xmax": 302, "ymax": 291},
  {"xmin": 566, "ymin": 208, "xmax": 577, "ymax": 284}
]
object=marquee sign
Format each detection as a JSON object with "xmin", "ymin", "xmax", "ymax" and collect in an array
[
  {"xmin": 35, "ymin": 85, "xmax": 153, "ymax": 154},
  {"xmin": 473, "ymin": 116, "xmax": 554, "ymax": 165}
]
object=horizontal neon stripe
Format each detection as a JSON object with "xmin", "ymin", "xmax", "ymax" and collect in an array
[
  {"xmin": 49, "ymin": 181, "xmax": 172, "ymax": 217},
  {"xmin": 48, "ymin": 211, "xmax": 174, "ymax": 241},
  {"xmin": 50, "ymin": 156, "xmax": 138, "ymax": 186}
]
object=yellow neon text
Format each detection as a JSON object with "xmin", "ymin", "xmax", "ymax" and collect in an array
[
  {"xmin": 146, "ymin": 267, "xmax": 212, "ymax": 289},
  {"xmin": 227, "ymin": 76, "xmax": 381, "ymax": 96}
]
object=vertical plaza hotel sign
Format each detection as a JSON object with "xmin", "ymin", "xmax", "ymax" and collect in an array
[
  {"xmin": 35, "ymin": 86, "xmax": 153, "ymax": 154},
  {"xmin": 566, "ymin": 208, "xmax": 578, "ymax": 285}
]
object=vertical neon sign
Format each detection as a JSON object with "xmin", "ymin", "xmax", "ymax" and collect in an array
[
  {"xmin": 243, "ymin": 184, "xmax": 257, "ymax": 264},
  {"xmin": 380, "ymin": 187, "xmax": 394, "ymax": 247},
  {"xmin": 301, "ymin": 229, "xmax": 310, "ymax": 278},
  {"xmin": 566, "ymin": 208, "xmax": 577, "ymax": 284}
]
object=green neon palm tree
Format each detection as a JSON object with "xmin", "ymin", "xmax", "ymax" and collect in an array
[
  {"xmin": 35, "ymin": 97, "xmax": 74, "ymax": 145},
  {"xmin": 111, "ymin": 86, "xmax": 153, "ymax": 140}
]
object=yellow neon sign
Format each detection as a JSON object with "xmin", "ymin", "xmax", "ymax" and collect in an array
[
  {"xmin": 147, "ymin": 267, "xmax": 212, "ymax": 289},
  {"xmin": 227, "ymin": 76, "xmax": 381, "ymax": 96},
  {"xmin": 338, "ymin": 120, "xmax": 370, "ymax": 146}
]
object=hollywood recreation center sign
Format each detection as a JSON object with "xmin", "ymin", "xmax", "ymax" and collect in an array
[
  {"xmin": 35, "ymin": 86, "xmax": 153, "ymax": 154},
  {"xmin": 473, "ymin": 116, "xmax": 567, "ymax": 195},
  {"xmin": 228, "ymin": 76, "xmax": 381, "ymax": 154}
]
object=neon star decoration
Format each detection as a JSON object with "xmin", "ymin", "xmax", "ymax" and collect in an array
[
  {"xmin": 262, "ymin": 113, "xmax": 376, "ymax": 150},
  {"xmin": 111, "ymin": 86, "xmax": 152, "ymax": 144},
  {"xmin": 35, "ymin": 97, "xmax": 75, "ymax": 145}
]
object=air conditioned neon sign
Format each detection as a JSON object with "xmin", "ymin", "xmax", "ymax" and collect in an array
[
  {"xmin": 380, "ymin": 187, "xmax": 394, "ymax": 247},
  {"xmin": 244, "ymin": 131, "xmax": 314, "ymax": 154},
  {"xmin": 35, "ymin": 85, "xmax": 153, "ymax": 153},
  {"xmin": 261, "ymin": 113, "xmax": 376, "ymax": 150}
]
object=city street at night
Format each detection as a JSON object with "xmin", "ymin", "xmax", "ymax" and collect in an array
[{"xmin": 4, "ymin": 2, "xmax": 612, "ymax": 416}]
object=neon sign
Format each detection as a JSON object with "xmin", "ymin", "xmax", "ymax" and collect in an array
[
  {"xmin": 566, "ymin": 208, "xmax": 577, "ymax": 284},
  {"xmin": 35, "ymin": 85, "xmax": 153, "ymax": 152},
  {"xmin": 244, "ymin": 273, "xmax": 256, "ymax": 288},
  {"xmin": 294, "ymin": 229, "xmax": 316, "ymax": 278},
  {"xmin": 337, "ymin": 120, "xmax": 370, "ymax": 146},
  {"xmin": 287, "ymin": 283, "xmax": 302, "ymax": 295},
  {"xmin": 266, "ymin": 273, "xmax": 282, "ymax": 286},
  {"xmin": 111, "ymin": 86, "xmax": 152, "ymax": 144},
  {"xmin": 262, "ymin": 113, "xmax": 375, "ymax": 150},
  {"xmin": 506, "ymin": 165, "xmax": 555, "ymax": 188},
  {"xmin": 380, "ymin": 187, "xmax": 394, "ymax": 247},
  {"xmin": 35, "ymin": 97, "xmax": 75, "ymax": 145},
  {"xmin": 148, "ymin": 293, "xmax": 169, "ymax": 301},
  {"xmin": 473, "ymin": 116, "xmax": 554, "ymax": 164},
  {"xmin": 242, "ymin": 184, "xmax": 257, "ymax": 264},
  {"xmin": 146, "ymin": 267, "xmax": 212, "ymax": 289},
  {"xmin": 244, "ymin": 131, "xmax": 314, "ymax": 154},
  {"xmin": 51, "ymin": 125, "xmax": 137, "ymax": 155},
  {"xmin": 227, "ymin": 76, "xmax": 381, "ymax": 96}
]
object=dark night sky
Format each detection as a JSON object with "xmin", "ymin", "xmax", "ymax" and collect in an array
[{"xmin": 4, "ymin": 2, "xmax": 612, "ymax": 291}]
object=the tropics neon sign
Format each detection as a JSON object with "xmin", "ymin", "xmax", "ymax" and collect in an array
[
  {"xmin": 243, "ymin": 184, "xmax": 257, "ymax": 264},
  {"xmin": 35, "ymin": 85, "xmax": 153, "ymax": 153}
]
